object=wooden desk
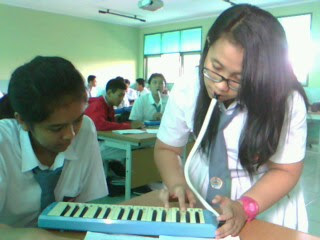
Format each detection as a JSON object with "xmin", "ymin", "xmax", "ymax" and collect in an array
[
  {"xmin": 124, "ymin": 191, "xmax": 320, "ymax": 240},
  {"xmin": 51, "ymin": 190, "xmax": 320, "ymax": 240},
  {"xmin": 98, "ymin": 131, "xmax": 159, "ymax": 200}
]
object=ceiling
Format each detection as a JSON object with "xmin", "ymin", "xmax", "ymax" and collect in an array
[{"xmin": 0, "ymin": 0, "xmax": 317, "ymax": 27}]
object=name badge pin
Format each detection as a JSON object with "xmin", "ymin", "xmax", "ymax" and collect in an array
[{"xmin": 210, "ymin": 177, "xmax": 223, "ymax": 189}]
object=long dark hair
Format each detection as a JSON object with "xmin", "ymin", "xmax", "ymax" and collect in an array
[
  {"xmin": 0, "ymin": 94, "xmax": 14, "ymax": 119},
  {"xmin": 193, "ymin": 4, "xmax": 308, "ymax": 176},
  {"xmin": 8, "ymin": 56, "xmax": 87, "ymax": 125}
]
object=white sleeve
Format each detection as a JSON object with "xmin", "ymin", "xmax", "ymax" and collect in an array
[
  {"xmin": 270, "ymin": 91, "xmax": 307, "ymax": 164},
  {"xmin": 129, "ymin": 97, "xmax": 143, "ymax": 121},
  {"xmin": 76, "ymin": 117, "xmax": 108, "ymax": 202},
  {"xmin": 157, "ymin": 78, "xmax": 198, "ymax": 147},
  {"xmin": 0, "ymin": 154, "xmax": 7, "ymax": 213},
  {"xmin": 0, "ymin": 123, "xmax": 9, "ymax": 214}
]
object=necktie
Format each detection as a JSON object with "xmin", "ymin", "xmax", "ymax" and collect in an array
[
  {"xmin": 33, "ymin": 166, "xmax": 63, "ymax": 211},
  {"xmin": 206, "ymin": 104, "xmax": 240, "ymax": 203}
]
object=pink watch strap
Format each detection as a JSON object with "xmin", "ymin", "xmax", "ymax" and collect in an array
[{"xmin": 239, "ymin": 196, "xmax": 259, "ymax": 222}]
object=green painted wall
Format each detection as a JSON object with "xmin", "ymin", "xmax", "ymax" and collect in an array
[
  {"xmin": 0, "ymin": 4, "xmax": 140, "ymax": 94},
  {"xmin": 138, "ymin": 1, "xmax": 320, "ymax": 88},
  {"xmin": 1, "ymin": 2, "xmax": 319, "ymax": 93}
]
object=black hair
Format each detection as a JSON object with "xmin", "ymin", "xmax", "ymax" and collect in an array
[
  {"xmin": 124, "ymin": 79, "xmax": 130, "ymax": 85},
  {"xmin": 87, "ymin": 75, "xmax": 96, "ymax": 84},
  {"xmin": 106, "ymin": 77, "xmax": 127, "ymax": 93},
  {"xmin": 0, "ymin": 94, "xmax": 14, "ymax": 119},
  {"xmin": 136, "ymin": 78, "xmax": 145, "ymax": 87},
  {"xmin": 8, "ymin": 56, "xmax": 87, "ymax": 124},
  {"xmin": 194, "ymin": 4, "xmax": 309, "ymax": 176},
  {"xmin": 148, "ymin": 73, "xmax": 166, "ymax": 86}
]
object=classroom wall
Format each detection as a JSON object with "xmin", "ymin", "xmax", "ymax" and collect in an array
[
  {"xmin": 1, "ymin": 2, "xmax": 319, "ymax": 94},
  {"xmin": 0, "ymin": 4, "xmax": 140, "ymax": 94},
  {"xmin": 138, "ymin": 1, "xmax": 320, "ymax": 89}
]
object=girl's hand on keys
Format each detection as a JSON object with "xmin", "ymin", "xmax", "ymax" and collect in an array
[{"xmin": 159, "ymin": 184, "xmax": 197, "ymax": 211}]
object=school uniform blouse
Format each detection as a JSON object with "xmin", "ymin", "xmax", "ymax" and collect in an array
[
  {"xmin": 0, "ymin": 116, "xmax": 108, "ymax": 227},
  {"xmin": 129, "ymin": 92, "xmax": 169, "ymax": 121},
  {"xmin": 157, "ymin": 77, "xmax": 308, "ymax": 232},
  {"xmin": 85, "ymin": 96, "xmax": 131, "ymax": 131},
  {"xmin": 138, "ymin": 88, "xmax": 150, "ymax": 97},
  {"xmin": 127, "ymin": 88, "xmax": 138, "ymax": 102}
]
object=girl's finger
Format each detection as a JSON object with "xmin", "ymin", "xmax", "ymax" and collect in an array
[
  {"xmin": 159, "ymin": 189, "xmax": 170, "ymax": 209},
  {"xmin": 185, "ymin": 190, "xmax": 197, "ymax": 208},
  {"xmin": 175, "ymin": 187, "xmax": 187, "ymax": 211}
]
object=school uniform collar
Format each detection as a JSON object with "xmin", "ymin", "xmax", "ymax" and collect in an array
[
  {"xmin": 20, "ymin": 128, "xmax": 78, "ymax": 173},
  {"xmin": 148, "ymin": 93, "xmax": 162, "ymax": 106},
  {"xmin": 218, "ymin": 100, "xmax": 239, "ymax": 113}
]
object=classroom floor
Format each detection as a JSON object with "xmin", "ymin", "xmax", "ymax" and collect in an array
[
  {"xmin": 303, "ymin": 146, "xmax": 320, "ymax": 237},
  {"xmin": 92, "ymin": 146, "xmax": 320, "ymax": 237}
]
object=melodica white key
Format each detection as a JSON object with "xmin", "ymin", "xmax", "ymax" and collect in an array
[{"xmin": 38, "ymin": 202, "xmax": 218, "ymax": 238}]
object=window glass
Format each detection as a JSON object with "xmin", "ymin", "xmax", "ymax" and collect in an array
[
  {"xmin": 278, "ymin": 14, "xmax": 312, "ymax": 85},
  {"xmin": 146, "ymin": 54, "xmax": 180, "ymax": 84},
  {"xmin": 144, "ymin": 34, "xmax": 161, "ymax": 55},
  {"xmin": 181, "ymin": 53, "xmax": 201, "ymax": 81},
  {"xmin": 144, "ymin": 28, "xmax": 202, "ymax": 84},
  {"xmin": 162, "ymin": 31, "xmax": 180, "ymax": 53},
  {"xmin": 181, "ymin": 28, "xmax": 202, "ymax": 52}
]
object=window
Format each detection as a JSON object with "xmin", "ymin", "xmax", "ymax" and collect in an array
[
  {"xmin": 144, "ymin": 28, "xmax": 202, "ymax": 84},
  {"xmin": 278, "ymin": 14, "xmax": 312, "ymax": 85}
]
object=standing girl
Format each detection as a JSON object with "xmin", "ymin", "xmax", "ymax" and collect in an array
[{"xmin": 155, "ymin": 4, "xmax": 308, "ymax": 238}]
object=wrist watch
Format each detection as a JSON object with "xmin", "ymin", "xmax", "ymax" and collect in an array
[{"xmin": 239, "ymin": 196, "xmax": 259, "ymax": 222}]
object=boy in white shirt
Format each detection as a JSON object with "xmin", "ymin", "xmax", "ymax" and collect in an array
[{"xmin": 136, "ymin": 78, "xmax": 150, "ymax": 97}]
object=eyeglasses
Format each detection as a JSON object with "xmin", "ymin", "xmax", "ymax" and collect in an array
[{"xmin": 203, "ymin": 67, "xmax": 241, "ymax": 91}]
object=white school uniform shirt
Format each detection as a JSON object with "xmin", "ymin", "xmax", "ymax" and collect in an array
[
  {"xmin": 129, "ymin": 92, "xmax": 169, "ymax": 121},
  {"xmin": 0, "ymin": 116, "xmax": 108, "ymax": 227},
  {"xmin": 157, "ymin": 76, "xmax": 308, "ymax": 232},
  {"xmin": 127, "ymin": 88, "xmax": 138, "ymax": 102},
  {"xmin": 117, "ymin": 93, "xmax": 131, "ymax": 108},
  {"xmin": 86, "ymin": 86, "xmax": 98, "ymax": 98},
  {"xmin": 138, "ymin": 88, "xmax": 150, "ymax": 97}
]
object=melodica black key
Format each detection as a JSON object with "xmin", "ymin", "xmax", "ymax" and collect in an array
[
  {"xmin": 70, "ymin": 205, "xmax": 80, "ymax": 217},
  {"xmin": 93, "ymin": 207, "xmax": 102, "ymax": 218},
  {"xmin": 38, "ymin": 202, "xmax": 219, "ymax": 238}
]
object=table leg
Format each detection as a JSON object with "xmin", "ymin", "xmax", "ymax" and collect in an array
[{"xmin": 125, "ymin": 144, "xmax": 132, "ymax": 200}]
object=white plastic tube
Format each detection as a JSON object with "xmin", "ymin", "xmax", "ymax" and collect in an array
[
  {"xmin": 184, "ymin": 98, "xmax": 220, "ymax": 217},
  {"xmin": 157, "ymin": 90, "xmax": 162, "ymax": 100}
]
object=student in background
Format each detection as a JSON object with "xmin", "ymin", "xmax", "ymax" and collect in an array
[
  {"xmin": 87, "ymin": 75, "xmax": 98, "ymax": 98},
  {"xmin": 0, "ymin": 56, "xmax": 108, "ymax": 239},
  {"xmin": 117, "ymin": 78, "xmax": 131, "ymax": 109},
  {"xmin": 124, "ymin": 79, "xmax": 138, "ymax": 104},
  {"xmin": 85, "ymin": 77, "xmax": 144, "ymax": 131},
  {"xmin": 155, "ymin": 4, "xmax": 308, "ymax": 238},
  {"xmin": 130, "ymin": 73, "xmax": 169, "ymax": 122},
  {"xmin": 136, "ymin": 78, "xmax": 150, "ymax": 97}
]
